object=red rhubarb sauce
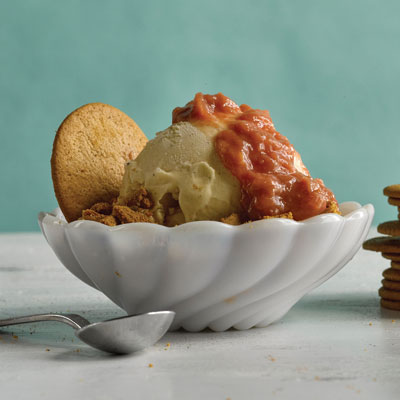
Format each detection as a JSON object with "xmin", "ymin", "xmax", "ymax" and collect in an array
[{"xmin": 173, "ymin": 93, "xmax": 337, "ymax": 221}]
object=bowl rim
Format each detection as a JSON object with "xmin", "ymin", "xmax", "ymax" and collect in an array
[{"xmin": 38, "ymin": 202, "xmax": 374, "ymax": 233}]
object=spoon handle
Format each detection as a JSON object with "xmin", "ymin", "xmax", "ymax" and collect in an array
[{"xmin": 0, "ymin": 313, "xmax": 90, "ymax": 330}]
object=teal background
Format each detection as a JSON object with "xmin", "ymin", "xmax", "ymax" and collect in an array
[{"xmin": 1, "ymin": 0, "xmax": 399, "ymax": 231}]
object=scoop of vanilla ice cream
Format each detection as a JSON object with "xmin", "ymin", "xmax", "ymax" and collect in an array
[{"xmin": 118, "ymin": 122, "xmax": 241, "ymax": 225}]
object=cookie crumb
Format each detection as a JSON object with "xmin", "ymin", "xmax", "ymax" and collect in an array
[
  {"xmin": 81, "ymin": 209, "xmax": 105, "ymax": 222},
  {"xmin": 127, "ymin": 187, "xmax": 154, "ymax": 210},
  {"xmin": 81, "ymin": 209, "xmax": 118, "ymax": 226},
  {"xmin": 101, "ymin": 215, "xmax": 118, "ymax": 226},
  {"xmin": 90, "ymin": 202, "xmax": 113, "ymax": 215},
  {"xmin": 325, "ymin": 201, "xmax": 341, "ymax": 215},
  {"xmin": 148, "ymin": 363, "xmax": 153, "ymax": 368},
  {"xmin": 221, "ymin": 213, "xmax": 241, "ymax": 225},
  {"xmin": 263, "ymin": 212, "xmax": 293, "ymax": 220},
  {"xmin": 81, "ymin": 197, "xmax": 155, "ymax": 226},
  {"xmin": 112, "ymin": 205, "xmax": 155, "ymax": 224}
]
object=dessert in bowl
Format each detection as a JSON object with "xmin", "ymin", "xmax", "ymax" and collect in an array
[
  {"xmin": 41, "ymin": 93, "xmax": 373, "ymax": 331},
  {"xmin": 39, "ymin": 202, "xmax": 372, "ymax": 331}
]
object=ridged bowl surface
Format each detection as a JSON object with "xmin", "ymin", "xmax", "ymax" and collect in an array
[{"xmin": 38, "ymin": 202, "xmax": 373, "ymax": 331}]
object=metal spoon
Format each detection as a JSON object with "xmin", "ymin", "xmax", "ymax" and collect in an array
[{"xmin": 0, "ymin": 311, "xmax": 175, "ymax": 354}]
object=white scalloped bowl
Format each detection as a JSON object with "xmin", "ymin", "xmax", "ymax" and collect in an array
[{"xmin": 38, "ymin": 202, "xmax": 373, "ymax": 332}]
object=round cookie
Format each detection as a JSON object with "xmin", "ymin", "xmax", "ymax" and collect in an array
[
  {"xmin": 51, "ymin": 103, "xmax": 147, "ymax": 222},
  {"xmin": 388, "ymin": 197, "xmax": 400, "ymax": 206},
  {"xmin": 383, "ymin": 184, "xmax": 400, "ymax": 199},
  {"xmin": 362, "ymin": 237, "xmax": 400, "ymax": 253},
  {"xmin": 377, "ymin": 221, "xmax": 400, "ymax": 236},
  {"xmin": 379, "ymin": 287, "xmax": 400, "ymax": 301},
  {"xmin": 382, "ymin": 279, "xmax": 400, "ymax": 290},
  {"xmin": 382, "ymin": 253, "xmax": 400, "ymax": 262},
  {"xmin": 380, "ymin": 298, "xmax": 400, "ymax": 311},
  {"xmin": 392, "ymin": 261, "xmax": 400, "ymax": 270},
  {"xmin": 382, "ymin": 268, "xmax": 400, "ymax": 281}
]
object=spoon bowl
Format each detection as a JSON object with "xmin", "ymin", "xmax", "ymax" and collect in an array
[
  {"xmin": 0, "ymin": 311, "xmax": 175, "ymax": 354},
  {"xmin": 76, "ymin": 312, "xmax": 175, "ymax": 354}
]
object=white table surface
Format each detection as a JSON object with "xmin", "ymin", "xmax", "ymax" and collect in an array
[{"xmin": 0, "ymin": 229, "xmax": 399, "ymax": 400}]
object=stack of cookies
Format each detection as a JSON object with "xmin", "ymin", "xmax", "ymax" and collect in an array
[{"xmin": 363, "ymin": 184, "xmax": 400, "ymax": 311}]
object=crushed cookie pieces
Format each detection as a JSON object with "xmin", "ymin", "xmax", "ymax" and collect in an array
[
  {"xmin": 81, "ymin": 190, "xmax": 155, "ymax": 226},
  {"xmin": 325, "ymin": 201, "xmax": 341, "ymax": 215},
  {"xmin": 127, "ymin": 187, "xmax": 154, "ymax": 210},
  {"xmin": 81, "ymin": 209, "xmax": 117, "ymax": 226},
  {"xmin": 80, "ymin": 188, "xmax": 338, "ymax": 227},
  {"xmin": 81, "ymin": 209, "xmax": 104, "ymax": 222},
  {"xmin": 262, "ymin": 212, "xmax": 293, "ymax": 220},
  {"xmin": 148, "ymin": 363, "xmax": 153, "ymax": 368},
  {"xmin": 90, "ymin": 202, "xmax": 113, "ymax": 215},
  {"xmin": 101, "ymin": 215, "xmax": 118, "ymax": 226},
  {"xmin": 112, "ymin": 205, "xmax": 155, "ymax": 224},
  {"xmin": 221, "ymin": 213, "xmax": 241, "ymax": 225}
]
